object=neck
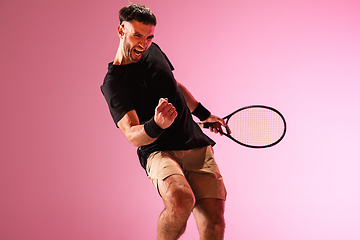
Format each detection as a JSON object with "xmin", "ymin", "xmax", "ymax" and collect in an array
[
  {"xmin": 113, "ymin": 42, "xmax": 124, "ymax": 65},
  {"xmin": 113, "ymin": 40, "xmax": 132, "ymax": 65}
]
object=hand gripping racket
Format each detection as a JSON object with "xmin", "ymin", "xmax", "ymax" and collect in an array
[{"xmin": 198, "ymin": 105, "xmax": 287, "ymax": 148}]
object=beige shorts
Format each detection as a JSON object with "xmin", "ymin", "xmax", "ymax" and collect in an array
[{"xmin": 146, "ymin": 146, "xmax": 227, "ymax": 200}]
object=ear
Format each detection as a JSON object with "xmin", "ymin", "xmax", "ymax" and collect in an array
[{"xmin": 117, "ymin": 25, "xmax": 125, "ymax": 38}]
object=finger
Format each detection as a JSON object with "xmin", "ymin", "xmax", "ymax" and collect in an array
[
  {"xmin": 209, "ymin": 127, "xmax": 218, "ymax": 134},
  {"xmin": 157, "ymin": 98, "xmax": 169, "ymax": 107},
  {"xmin": 162, "ymin": 104, "xmax": 174, "ymax": 115},
  {"xmin": 212, "ymin": 125, "xmax": 226, "ymax": 136},
  {"xmin": 218, "ymin": 118, "xmax": 226, "ymax": 127},
  {"xmin": 163, "ymin": 106, "xmax": 176, "ymax": 117},
  {"xmin": 158, "ymin": 98, "xmax": 167, "ymax": 104},
  {"xmin": 169, "ymin": 107, "xmax": 177, "ymax": 116},
  {"xmin": 216, "ymin": 119, "xmax": 227, "ymax": 134},
  {"xmin": 156, "ymin": 103, "xmax": 166, "ymax": 113},
  {"xmin": 213, "ymin": 116, "xmax": 226, "ymax": 127},
  {"xmin": 161, "ymin": 106, "xmax": 177, "ymax": 120},
  {"xmin": 157, "ymin": 99, "xmax": 172, "ymax": 112},
  {"xmin": 225, "ymin": 125, "xmax": 232, "ymax": 135},
  {"xmin": 170, "ymin": 109, "xmax": 178, "ymax": 118}
]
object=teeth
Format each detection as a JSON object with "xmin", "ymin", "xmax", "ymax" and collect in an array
[{"xmin": 133, "ymin": 49, "xmax": 144, "ymax": 59}]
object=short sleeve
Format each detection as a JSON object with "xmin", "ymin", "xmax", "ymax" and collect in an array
[
  {"xmin": 100, "ymin": 76, "xmax": 134, "ymax": 127},
  {"xmin": 152, "ymin": 43, "xmax": 175, "ymax": 71}
]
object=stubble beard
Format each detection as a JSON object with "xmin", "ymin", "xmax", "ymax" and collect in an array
[{"xmin": 123, "ymin": 36, "xmax": 143, "ymax": 64}]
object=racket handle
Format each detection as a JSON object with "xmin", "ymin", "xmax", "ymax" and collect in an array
[
  {"xmin": 201, "ymin": 122, "xmax": 212, "ymax": 128},
  {"xmin": 198, "ymin": 122, "xmax": 231, "ymax": 135},
  {"xmin": 200, "ymin": 122, "xmax": 218, "ymax": 129}
]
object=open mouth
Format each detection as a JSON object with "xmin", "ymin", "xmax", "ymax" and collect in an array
[{"xmin": 133, "ymin": 49, "xmax": 144, "ymax": 57}]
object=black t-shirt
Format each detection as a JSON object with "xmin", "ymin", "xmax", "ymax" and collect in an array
[{"xmin": 101, "ymin": 43, "xmax": 215, "ymax": 170}]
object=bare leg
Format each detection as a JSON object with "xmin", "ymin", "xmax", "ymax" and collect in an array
[
  {"xmin": 157, "ymin": 175, "xmax": 195, "ymax": 240},
  {"xmin": 193, "ymin": 199, "xmax": 225, "ymax": 240}
]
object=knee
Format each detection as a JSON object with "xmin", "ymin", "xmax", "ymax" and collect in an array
[
  {"xmin": 163, "ymin": 187, "xmax": 195, "ymax": 217},
  {"xmin": 208, "ymin": 216, "xmax": 226, "ymax": 234},
  {"xmin": 215, "ymin": 218, "xmax": 226, "ymax": 233}
]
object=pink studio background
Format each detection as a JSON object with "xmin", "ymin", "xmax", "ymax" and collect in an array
[{"xmin": 1, "ymin": 0, "xmax": 359, "ymax": 239}]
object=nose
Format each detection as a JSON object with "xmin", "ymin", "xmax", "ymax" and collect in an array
[{"xmin": 139, "ymin": 36, "xmax": 148, "ymax": 49}]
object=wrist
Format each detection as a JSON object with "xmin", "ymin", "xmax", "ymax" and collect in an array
[
  {"xmin": 144, "ymin": 117, "xmax": 165, "ymax": 138},
  {"xmin": 192, "ymin": 102, "xmax": 211, "ymax": 121}
]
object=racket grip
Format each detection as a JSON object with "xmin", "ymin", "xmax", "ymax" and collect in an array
[
  {"xmin": 201, "ymin": 122, "xmax": 213, "ymax": 129},
  {"xmin": 199, "ymin": 122, "xmax": 230, "ymax": 135}
]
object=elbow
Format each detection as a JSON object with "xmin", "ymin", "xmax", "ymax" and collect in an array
[
  {"xmin": 125, "ymin": 135, "xmax": 142, "ymax": 148},
  {"xmin": 126, "ymin": 133, "xmax": 152, "ymax": 148},
  {"xmin": 130, "ymin": 140, "xmax": 142, "ymax": 148},
  {"xmin": 119, "ymin": 125, "xmax": 155, "ymax": 147}
]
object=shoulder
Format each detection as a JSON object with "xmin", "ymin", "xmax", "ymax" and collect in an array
[
  {"xmin": 102, "ymin": 62, "xmax": 135, "ymax": 84},
  {"xmin": 146, "ymin": 43, "xmax": 175, "ymax": 71},
  {"xmin": 150, "ymin": 42, "xmax": 166, "ymax": 56}
]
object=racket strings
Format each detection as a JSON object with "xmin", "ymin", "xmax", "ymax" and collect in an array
[{"xmin": 227, "ymin": 108, "xmax": 285, "ymax": 147}]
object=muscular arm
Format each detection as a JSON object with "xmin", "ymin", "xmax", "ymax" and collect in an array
[
  {"xmin": 176, "ymin": 81, "xmax": 199, "ymax": 113},
  {"xmin": 117, "ymin": 110, "xmax": 155, "ymax": 147},
  {"xmin": 117, "ymin": 98, "xmax": 177, "ymax": 147}
]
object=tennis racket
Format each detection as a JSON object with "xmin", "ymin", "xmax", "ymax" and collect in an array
[{"xmin": 198, "ymin": 105, "xmax": 287, "ymax": 148}]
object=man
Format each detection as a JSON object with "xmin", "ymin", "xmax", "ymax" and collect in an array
[{"xmin": 101, "ymin": 4, "xmax": 227, "ymax": 240}]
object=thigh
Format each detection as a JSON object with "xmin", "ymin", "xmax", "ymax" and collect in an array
[
  {"xmin": 187, "ymin": 171, "xmax": 227, "ymax": 200},
  {"xmin": 146, "ymin": 151, "xmax": 185, "ymax": 194},
  {"xmin": 184, "ymin": 146, "xmax": 227, "ymax": 200}
]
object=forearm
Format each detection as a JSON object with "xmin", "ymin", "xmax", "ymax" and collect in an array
[
  {"xmin": 119, "ymin": 123, "xmax": 157, "ymax": 147},
  {"xmin": 117, "ymin": 110, "xmax": 157, "ymax": 147},
  {"xmin": 117, "ymin": 99, "xmax": 177, "ymax": 147}
]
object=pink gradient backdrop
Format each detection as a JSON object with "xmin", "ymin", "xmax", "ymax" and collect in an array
[{"xmin": 1, "ymin": 0, "xmax": 360, "ymax": 239}]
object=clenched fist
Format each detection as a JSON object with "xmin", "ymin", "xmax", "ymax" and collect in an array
[{"xmin": 154, "ymin": 98, "xmax": 177, "ymax": 129}]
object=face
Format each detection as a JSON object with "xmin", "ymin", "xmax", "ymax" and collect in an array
[{"xmin": 119, "ymin": 20, "xmax": 155, "ymax": 64}]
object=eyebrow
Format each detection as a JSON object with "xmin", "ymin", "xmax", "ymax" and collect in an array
[{"xmin": 134, "ymin": 31, "xmax": 154, "ymax": 39}]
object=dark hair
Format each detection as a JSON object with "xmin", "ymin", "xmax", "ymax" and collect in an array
[{"xmin": 119, "ymin": 4, "xmax": 157, "ymax": 26}]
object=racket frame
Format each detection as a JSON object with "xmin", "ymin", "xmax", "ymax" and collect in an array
[{"xmin": 200, "ymin": 105, "xmax": 287, "ymax": 148}]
